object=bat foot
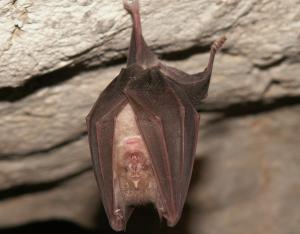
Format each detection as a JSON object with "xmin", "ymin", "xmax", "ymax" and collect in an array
[
  {"xmin": 111, "ymin": 209, "xmax": 125, "ymax": 231},
  {"xmin": 123, "ymin": 0, "xmax": 139, "ymax": 13},
  {"xmin": 211, "ymin": 36, "xmax": 227, "ymax": 52}
]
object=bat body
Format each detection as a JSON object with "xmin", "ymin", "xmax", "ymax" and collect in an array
[{"xmin": 86, "ymin": 0, "xmax": 226, "ymax": 231}]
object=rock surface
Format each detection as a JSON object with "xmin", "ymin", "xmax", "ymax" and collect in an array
[
  {"xmin": 188, "ymin": 106, "xmax": 300, "ymax": 234},
  {"xmin": 0, "ymin": 0, "xmax": 300, "ymax": 233},
  {"xmin": 1, "ymin": 106, "xmax": 299, "ymax": 234}
]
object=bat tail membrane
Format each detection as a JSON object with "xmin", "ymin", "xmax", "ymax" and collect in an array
[
  {"xmin": 123, "ymin": 0, "xmax": 158, "ymax": 68},
  {"xmin": 158, "ymin": 36, "xmax": 226, "ymax": 109}
]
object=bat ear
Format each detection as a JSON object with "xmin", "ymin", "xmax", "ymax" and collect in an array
[{"xmin": 123, "ymin": 0, "xmax": 158, "ymax": 68}]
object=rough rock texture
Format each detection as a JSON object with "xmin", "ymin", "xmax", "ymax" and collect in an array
[
  {"xmin": 188, "ymin": 106, "xmax": 300, "ymax": 234},
  {"xmin": 0, "ymin": 0, "xmax": 300, "ymax": 233}
]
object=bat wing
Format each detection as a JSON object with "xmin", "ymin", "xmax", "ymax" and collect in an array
[
  {"xmin": 86, "ymin": 65, "xmax": 145, "ymax": 230},
  {"xmin": 159, "ymin": 64, "xmax": 211, "ymax": 107},
  {"xmin": 124, "ymin": 68, "xmax": 199, "ymax": 225},
  {"xmin": 158, "ymin": 36, "xmax": 227, "ymax": 109},
  {"xmin": 123, "ymin": 0, "xmax": 225, "ymax": 109},
  {"xmin": 87, "ymin": 0, "xmax": 225, "ymax": 231}
]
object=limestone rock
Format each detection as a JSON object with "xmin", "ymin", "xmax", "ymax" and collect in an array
[
  {"xmin": 1, "ymin": 106, "xmax": 299, "ymax": 234},
  {"xmin": 189, "ymin": 106, "xmax": 300, "ymax": 234},
  {"xmin": 0, "ymin": 0, "xmax": 300, "ymax": 233},
  {"xmin": 0, "ymin": 171, "xmax": 100, "ymax": 228},
  {"xmin": 1, "ymin": 0, "xmax": 299, "ymax": 89}
]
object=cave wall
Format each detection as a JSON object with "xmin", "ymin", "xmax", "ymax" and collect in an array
[{"xmin": 0, "ymin": 0, "xmax": 299, "ymax": 233}]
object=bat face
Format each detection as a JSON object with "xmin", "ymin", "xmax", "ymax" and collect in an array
[{"xmin": 86, "ymin": 0, "xmax": 225, "ymax": 231}]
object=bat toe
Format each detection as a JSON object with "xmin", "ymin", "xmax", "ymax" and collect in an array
[
  {"xmin": 123, "ymin": 0, "xmax": 139, "ymax": 12},
  {"xmin": 110, "ymin": 210, "xmax": 126, "ymax": 231},
  {"xmin": 212, "ymin": 36, "xmax": 227, "ymax": 52}
]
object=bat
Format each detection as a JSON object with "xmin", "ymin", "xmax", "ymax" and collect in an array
[{"xmin": 86, "ymin": 0, "xmax": 226, "ymax": 231}]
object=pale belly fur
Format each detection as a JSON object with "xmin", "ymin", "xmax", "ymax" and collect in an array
[{"xmin": 113, "ymin": 103, "xmax": 160, "ymax": 207}]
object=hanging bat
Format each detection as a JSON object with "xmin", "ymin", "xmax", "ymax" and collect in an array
[{"xmin": 86, "ymin": 0, "xmax": 226, "ymax": 231}]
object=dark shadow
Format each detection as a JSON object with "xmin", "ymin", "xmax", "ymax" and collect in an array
[
  {"xmin": 158, "ymin": 44, "xmax": 211, "ymax": 61},
  {"xmin": 91, "ymin": 157, "xmax": 208, "ymax": 234},
  {"xmin": 77, "ymin": 160, "xmax": 207, "ymax": 234},
  {"xmin": 0, "ymin": 168, "xmax": 91, "ymax": 201},
  {"xmin": 189, "ymin": 157, "xmax": 209, "ymax": 191},
  {"xmin": 0, "ymin": 159, "xmax": 208, "ymax": 234},
  {"xmin": 0, "ymin": 132, "xmax": 87, "ymax": 160},
  {"xmin": 0, "ymin": 65, "xmax": 86, "ymax": 102},
  {"xmin": 253, "ymin": 56, "xmax": 287, "ymax": 70},
  {"xmin": 94, "ymin": 202, "xmax": 166, "ymax": 234},
  {"xmin": 198, "ymin": 95, "xmax": 300, "ymax": 120},
  {"xmin": 0, "ymin": 57, "xmax": 126, "ymax": 103},
  {"xmin": 0, "ymin": 220, "xmax": 97, "ymax": 234},
  {"xmin": 0, "ymin": 43, "xmax": 214, "ymax": 103}
]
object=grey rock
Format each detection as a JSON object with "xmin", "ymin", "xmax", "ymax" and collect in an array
[
  {"xmin": 0, "ymin": 171, "xmax": 100, "ymax": 228},
  {"xmin": 189, "ymin": 106, "xmax": 300, "ymax": 234},
  {"xmin": 0, "ymin": 0, "xmax": 300, "ymax": 233},
  {"xmin": 1, "ymin": 0, "xmax": 299, "ymax": 89},
  {"xmin": 1, "ymin": 106, "xmax": 299, "ymax": 233},
  {"xmin": 0, "ymin": 136, "xmax": 91, "ymax": 191},
  {"xmin": 0, "ymin": 65, "xmax": 117, "ymax": 156}
]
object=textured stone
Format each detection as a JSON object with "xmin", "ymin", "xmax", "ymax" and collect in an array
[
  {"xmin": 1, "ymin": 106, "xmax": 299, "ymax": 233},
  {"xmin": 0, "ymin": 0, "xmax": 300, "ymax": 233},
  {"xmin": 1, "ymin": 0, "xmax": 300, "ymax": 156},
  {"xmin": 1, "ymin": 51, "xmax": 300, "ymax": 156},
  {"xmin": 0, "ymin": 171, "xmax": 100, "ymax": 228},
  {"xmin": 0, "ymin": 137, "xmax": 90, "ymax": 191},
  {"xmin": 0, "ymin": 65, "xmax": 117, "ymax": 156},
  {"xmin": 1, "ymin": 0, "xmax": 299, "ymax": 88},
  {"xmin": 188, "ymin": 106, "xmax": 300, "ymax": 234}
]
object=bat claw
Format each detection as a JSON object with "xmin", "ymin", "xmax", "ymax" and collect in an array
[
  {"xmin": 111, "ymin": 209, "xmax": 125, "ymax": 231},
  {"xmin": 204, "ymin": 35, "xmax": 227, "ymax": 76},
  {"xmin": 211, "ymin": 36, "xmax": 227, "ymax": 52},
  {"xmin": 123, "ymin": 0, "xmax": 139, "ymax": 13},
  {"xmin": 114, "ymin": 208, "xmax": 122, "ymax": 216}
]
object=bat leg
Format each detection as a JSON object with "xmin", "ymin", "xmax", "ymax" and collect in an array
[
  {"xmin": 123, "ymin": 0, "xmax": 139, "ymax": 15},
  {"xmin": 123, "ymin": 0, "xmax": 158, "ymax": 68},
  {"xmin": 157, "ymin": 36, "xmax": 226, "ymax": 107},
  {"xmin": 204, "ymin": 36, "xmax": 227, "ymax": 75}
]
